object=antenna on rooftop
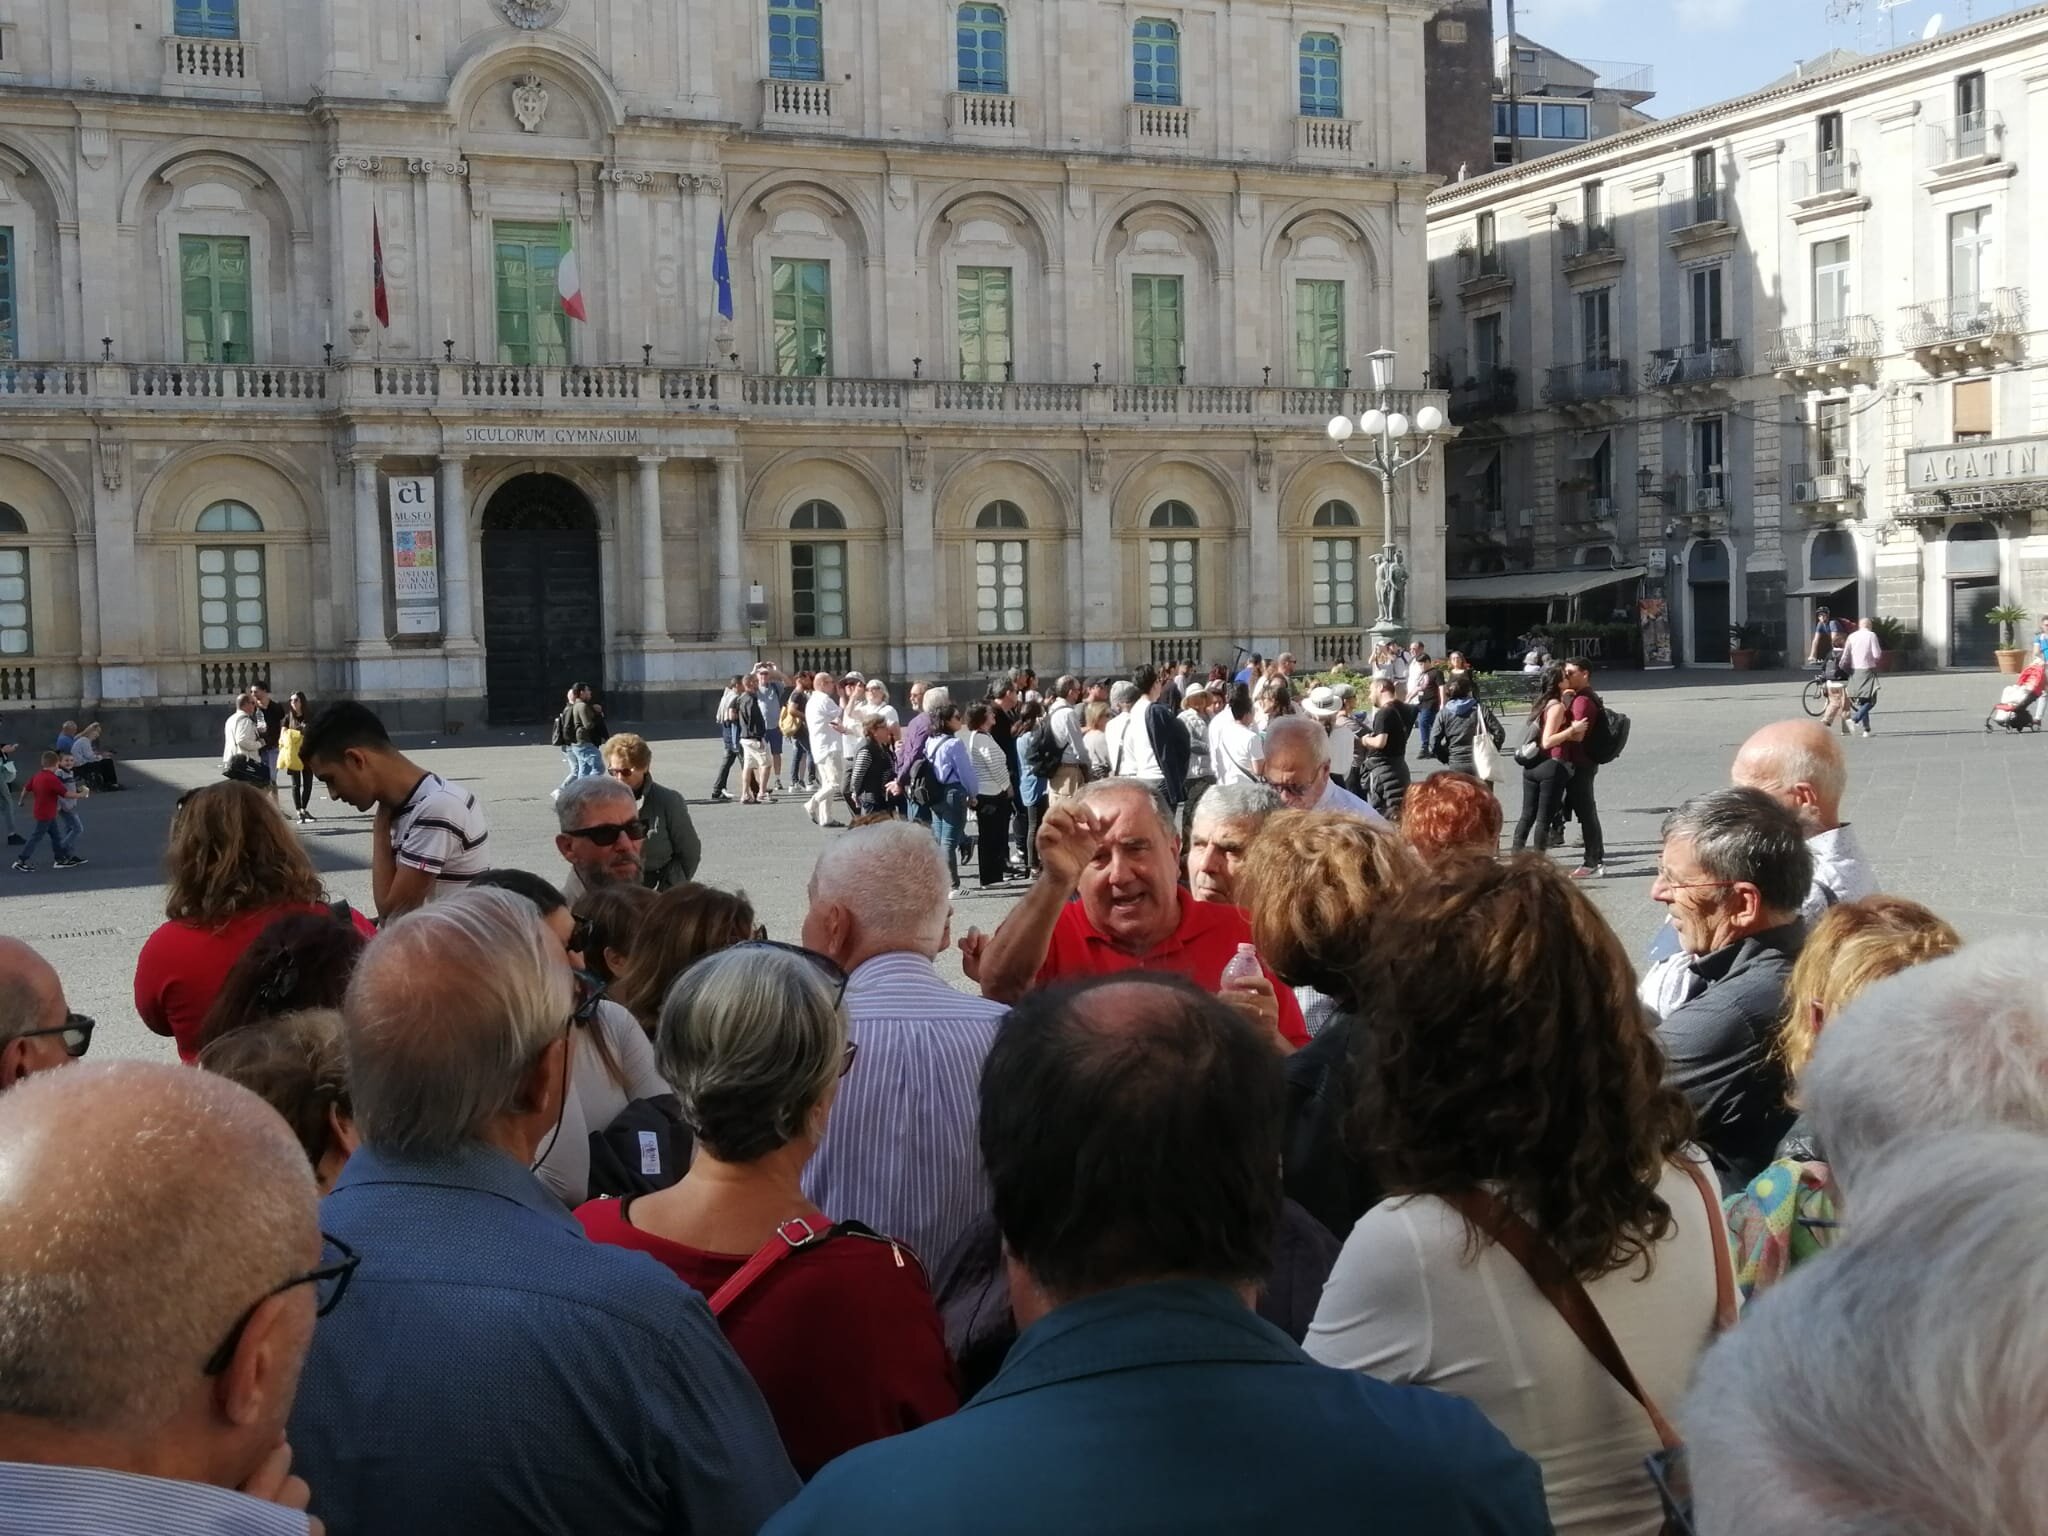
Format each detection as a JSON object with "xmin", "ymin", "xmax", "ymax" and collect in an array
[{"xmin": 1921, "ymin": 11, "xmax": 1944, "ymax": 37}]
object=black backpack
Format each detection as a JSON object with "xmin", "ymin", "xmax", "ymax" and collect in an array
[
  {"xmin": 1023, "ymin": 717, "xmax": 1066, "ymax": 781},
  {"xmin": 1583, "ymin": 694, "xmax": 1630, "ymax": 766},
  {"xmin": 905, "ymin": 749, "xmax": 941, "ymax": 808},
  {"xmin": 549, "ymin": 706, "xmax": 573, "ymax": 748}
]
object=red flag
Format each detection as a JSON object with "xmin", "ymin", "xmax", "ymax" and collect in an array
[{"xmin": 372, "ymin": 210, "xmax": 390, "ymax": 328}]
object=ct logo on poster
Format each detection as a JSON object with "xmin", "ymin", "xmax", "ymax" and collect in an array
[{"xmin": 388, "ymin": 476, "xmax": 443, "ymax": 636}]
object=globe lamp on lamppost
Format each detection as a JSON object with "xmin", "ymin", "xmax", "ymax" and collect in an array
[{"xmin": 1324, "ymin": 348, "xmax": 1449, "ymax": 644}]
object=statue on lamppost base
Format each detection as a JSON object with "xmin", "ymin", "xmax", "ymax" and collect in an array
[
  {"xmin": 1325, "ymin": 348, "xmax": 1447, "ymax": 650},
  {"xmin": 1371, "ymin": 544, "xmax": 1409, "ymax": 639}
]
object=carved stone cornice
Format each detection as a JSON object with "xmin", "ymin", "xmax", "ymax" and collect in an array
[
  {"xmin": 408, "ymin": 158, "xmax": 470, "ymax": 178},
  {"xmin": 331, "ymin": 154, "xmax": 383, "ymax": 178}
]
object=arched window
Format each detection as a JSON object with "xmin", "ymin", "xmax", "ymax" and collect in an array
[
  {"xmin": 1809, "ymin": 528, "xmax": 1856, "ymax": 581},
  {"xmin": 1299, "ymin": 33, "xmax": 1341, "ymax": 118},
  {"xmin": 0, "ymin": 503, "xmax": 28, "ymax": 657},
  {"xmin": 973, "ymin": 502, "xmax": 1027, "ymax": 635},
  {"xmin": 1132, "ymin": 18, "xmax": 1180, "ymax": 106},
  {"xmin": 1309, "ymin": 501, "xmax": 1358, "ymax": 628},
  {"xmin": 1146, "ymin": 501, "xmax": 1197, "ymax": 632},
  {"xmin": 197, "ymin": 501, "xmax": 263, "ymax": 534},
  {"xmin": 957, "ymin": 4, "xmax": 1008, "ymax": 94},
  {"xmin": 195, "ymin": 502, "xmax": 266, "ymax": 653},
  {"xmin": 790, "ymin": 500, "xmax": 845, "ymax": 530},
  {"xmin": 768, "ymin": 0, "xmax": 823, "ymax": 82},
  {"xmin": 790, "ymin": 500, "xmax": 847, "ymax": 638}
]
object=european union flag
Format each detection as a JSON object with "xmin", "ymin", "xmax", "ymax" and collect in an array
[{"xmin": 712, "ymin": 211, "xmax": 733, "ymax": 321}]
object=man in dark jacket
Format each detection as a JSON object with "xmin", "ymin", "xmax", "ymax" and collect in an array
[
  {"xmin": 1651, "ymin": 786, "xmax": 1812, "ymax": 1190},
  {"xmin": 1138, "ymin": 666, "xmax": 1191, "ymax": 808}
]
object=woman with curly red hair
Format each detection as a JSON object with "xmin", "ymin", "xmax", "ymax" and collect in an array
[
  {"xmin": 1306, "ymin": 854, "xmax": 1732, "ymax": 1534},
  {"xmin": 1399, "ymin": 771, "xmax": 1502, "ymax": 863}
]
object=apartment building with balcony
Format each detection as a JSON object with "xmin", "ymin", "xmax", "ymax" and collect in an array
[
  {"xmin": 1492, "ymin": 36, "xmax": 1656, "ymax": 169},
  {"xmin": 1429, "ymin": 6, "xmax": 2048, "ymax": 669},
  {"xmin": 0, "ymin": 0, "xmax": 1446, "ymax": 731}
]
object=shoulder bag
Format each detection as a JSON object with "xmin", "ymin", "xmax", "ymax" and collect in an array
[
  {"xmin": 1513, "ymin": 708, "xmax": 1548, "ymax": 767},
  {"xmin": 1471, "ymin": 708, "xmax": 1506, "ymax": 785},
  {"xmin": 707, "ymin": 1216, "xmax": 910, "ymax": 1319},
  {"xmin": 1446, "ymin": 1160, "xmax": 1736, "ymax": 1536}
]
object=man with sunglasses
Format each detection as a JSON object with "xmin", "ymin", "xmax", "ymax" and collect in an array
[
  {"xmin": 553, "ymin": 775, "xmax": 647, "ymax": 905},
  {"xmin": 1651, "ymin": 786, "xmax": 1812, "ymax": 1190},
  {"xmin": 0, "ymin": 1060, "xmax": 342, "ymax": 1533},
  {"xmin": 0, "ymin": 936, "xmax": 88, "ymax": 1089}
]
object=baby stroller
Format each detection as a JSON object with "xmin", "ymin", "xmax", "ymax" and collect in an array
[{"xmin": 1986, "ymin": 658, "xmax": 2046, "ymax": 732}]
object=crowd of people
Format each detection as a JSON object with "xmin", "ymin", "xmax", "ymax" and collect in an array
[{"xmin": 1, "ymin": 658, "xmax": 2044, "ymax": 1536}]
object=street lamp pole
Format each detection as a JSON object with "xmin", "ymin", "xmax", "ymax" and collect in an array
[{"xmin": 1324, "ymin": 347, "xmax": 1448, "ymax": 645}]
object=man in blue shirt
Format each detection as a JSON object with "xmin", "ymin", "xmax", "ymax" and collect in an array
[
  {"xmin": 766, "ymin": 974, "xmax": 1553, "ymax": 1535},
  {"xmin": 291, "ymin": 887, "xmax": 798, "ymax": 1536}
]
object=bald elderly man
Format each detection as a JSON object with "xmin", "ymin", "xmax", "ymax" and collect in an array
[
  {"xmin": 0, "ymin": 1061, "xmax": 337, "ymax": 1532},
  {"xmin": 1641, "ymin": 718, "xmax": 1879, "ymax": 1017},
  {"xmin": 0, "ymin": 936, "xmax": 90, "ymax": 1089}
]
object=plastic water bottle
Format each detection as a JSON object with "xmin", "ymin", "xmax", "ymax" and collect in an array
[{"xmin": 1220, "ymin": 942, "xmax": 1262, "ymax": 990}]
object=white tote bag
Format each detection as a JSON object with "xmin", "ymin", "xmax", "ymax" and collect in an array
[{"xmin": 1472, "ymin": 706, "xmax": 1507, "ymax": 785}]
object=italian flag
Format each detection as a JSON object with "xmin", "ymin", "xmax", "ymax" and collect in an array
[{"xmin": 557, "ymin": 213, "xmax": 587, "ymax": 323}]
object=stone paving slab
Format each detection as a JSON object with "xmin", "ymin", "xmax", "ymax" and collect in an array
[{"xmin": 5, "ymin": 669, "xmax": 2041, "ymax": 1066}]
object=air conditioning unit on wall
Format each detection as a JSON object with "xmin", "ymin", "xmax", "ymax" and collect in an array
[
  {"xmin": 1694, "ymin": 486, "xmax": 1725, "ymax": 511},
  {"xmin": 1792, "ymin": 480, "xmax": 1818, "ymax": 503}
]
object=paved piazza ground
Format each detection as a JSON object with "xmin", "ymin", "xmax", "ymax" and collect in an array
[{"xmin": 7, "ymin": 668, "xmax": 2040, "ymax": 1065}]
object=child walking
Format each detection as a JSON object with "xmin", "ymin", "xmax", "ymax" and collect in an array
[{"xmin": 13, "ymin": 749, "xmax": 86, "ymax": 872}]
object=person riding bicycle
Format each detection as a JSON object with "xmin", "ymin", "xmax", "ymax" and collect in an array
[{"xmin": 1807, "ymin": 606, "xmax": 1849, "ymax": 665}]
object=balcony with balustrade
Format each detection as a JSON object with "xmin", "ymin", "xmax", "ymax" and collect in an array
[
  {"xmin": 1456, "ymin": 247, "xmax": 1513, "ymax": 300},
  {"xmin": 1899, "ymin": 287, "xmax": 2025, "ymax": 371},
  {"xmin": 1126, "ymin": 103, "xmax": 1196, "ymax": 151},
  {"xmin": 0, "ymin": 357, "xmax": 1445, "ymax": 436},
  {"xmin": 761, "ymin": 78, "xmax": 835, "ymax": 130},
  {"xmin": 1926, "ymin": 110, "xmax": 2007, "ymax": 186},
  {"xmin": 947, "ymin": 91, "xmax": 1020, "ymax": 142},
  {"xmin": 1557, "ymin": 489, "xmax": 1619, "ymax": 535},
  {"xmin": 1542, "ymin": 358, "xmax": 1631, "ymax": 413},
  {"xmin": 1644, "ymin": 341, "xmax": 1742, "ymax": 396},
  {"xmin": 1559, "ymin": 221, "xmax": 1622, "ymax": 276},
  {"xmin": 163, "ymin": 33, "xmax": 253, "ymax": 90},
  {"xmin": 1293, "ymin": 114, "xmax": 1361, "ymax": 165},
  {"xmin": 1666, "ymin": 184, "xmax": 1735, "ymax": 251},
  {"xmin": 1790, "ymin": 152, "xmax": 1863, "ymax": 212},
  {"xmin": 1448, "ymin": 366, "xmax": 1518, "ymax": 420},
  {"xmin": 1762, "ymin": 316, "xmax": 1881, "ymax": 385},
  {"xmin": 1785, "ymin": 459, "xmax": 1865, "ymax": 521}
]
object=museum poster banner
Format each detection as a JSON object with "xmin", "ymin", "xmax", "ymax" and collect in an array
[
  {"xmin": 1639, "ymin": 597, "xmax": 1673, "ymax": 670},
  {"xmin": 388, "ymin": 476, "xmax": 442, "ymax": 636}
]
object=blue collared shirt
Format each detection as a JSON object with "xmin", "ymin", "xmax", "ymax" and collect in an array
[
  {"xmin": 0, "ymin": 1462, "xmax": 308, "ymax": 1536},
  {"xmin": 765, "ymin": 1279, "xmax": 1554, "ymax": 1535},
  {"xmin": 800, "ymin": 951, "xmax": 1008, "ymax": 1267},
  {"xmin": 290, "ymin": 1142, "xmax": 798, "ymax": 1536}
]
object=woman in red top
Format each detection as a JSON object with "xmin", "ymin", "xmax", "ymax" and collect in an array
[
  {"xmin": 134, "ymin": 782, "xmax": 375, "ymax": 1061},
  {"xmin": 576, "ymin": 941, "xmax": 957, "ymax": 1478}
]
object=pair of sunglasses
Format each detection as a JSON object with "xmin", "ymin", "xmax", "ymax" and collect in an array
[
  {"xmin": 727, "ymin": 939, "xmax": 850, "ymax": 1013},
  {"xmin": 565, "ymin": 820, "xmax": 646, "ymax": 847},
  {"xmin": 14, "ymin": 1012, "xmax": 93, "ymax": 1059}
]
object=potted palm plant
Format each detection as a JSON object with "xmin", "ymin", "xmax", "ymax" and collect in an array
[
  {"xmin": 1728, "ymin": 621, "xmax": 1765, "ymax": 670},
  {"xmin": 1870, "ymin": 615, "xmax": 1911, "ymax": 672},
  {"xmin": 1988, "ymin": 605, "xmax": 2031, "ymax": 673}
]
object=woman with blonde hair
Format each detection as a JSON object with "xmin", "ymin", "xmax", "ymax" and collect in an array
[
  {"xmin": 613, "ymin": 882, "xmax": 760, "ymax": 1031},
  {"xmin": 1234, "ymin": 810, "xmax": 1420, "ymax": 1241},
  {"xmin": 1725, "ymin": 894, "xmax": 1963, "ymax": 1299},
  {"xmin": 134, "ymin": 781, "xmax": 374, "ymax": 1062}
]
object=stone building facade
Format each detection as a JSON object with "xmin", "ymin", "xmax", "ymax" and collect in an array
[
  {"xmin": 0, "ymin": 0, "xmax": 1446, "ymax": 731},
  {"xmin": 1428, "ymin": 7, "xmax": 2048, "ymax": 669}
]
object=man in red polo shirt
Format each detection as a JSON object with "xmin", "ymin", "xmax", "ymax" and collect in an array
[{"xmin": 973, "ymin": 779, "xmax": 1306, "ymax": 1047}]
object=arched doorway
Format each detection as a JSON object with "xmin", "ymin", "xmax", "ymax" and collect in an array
[
  {"xmin": 481, "ymin": 473, "xmax": 603, "ymax": 724},
  {"xmin": 1798, "ymin": 527, "xmax": 1861, "ymax": 633},
  {"xmin": 1687, "ymin": 538, "xmax": 1731, "ymax": 664}
]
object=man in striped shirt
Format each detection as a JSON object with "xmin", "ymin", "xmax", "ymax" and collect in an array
[
  {"xmin": 800, "ymin": 820, "xmax": 1006, "ymax": 1269},
  {"xmin": 301, "ymin": 701, "xmax": 490, "ymax": 920}
]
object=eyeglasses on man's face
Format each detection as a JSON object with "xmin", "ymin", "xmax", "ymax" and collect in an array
[
  {"xmin": 565, "ymin": 819, "xmax": 646, "ymax": 847},
  {"xmin": 203, "ymin": 1233, "xmax": 359, "ymax": 1376},
  {"xmin": 14, "ymin": 1012, "xmax": 94, "ymax": 1059}
]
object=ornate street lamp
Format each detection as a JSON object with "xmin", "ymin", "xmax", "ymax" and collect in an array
[{"xmin": 1325, "ymin": 347, "xmax": 1448, "ymax": 643}]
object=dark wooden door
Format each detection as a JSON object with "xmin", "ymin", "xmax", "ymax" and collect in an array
[
  {"xmin": 1690, "ymin": 582, "xmax": 1730, "ymax": 664},
  {"xmin": 1950, "ymin": 577, "xmax": 1999, "ymax": 668},
  {"xmin": 482, "ymin": 527, "xmax": 603, "ymax": 724}
]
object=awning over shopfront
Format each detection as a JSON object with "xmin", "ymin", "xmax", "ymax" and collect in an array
[
  {"xmin": 1446, "ymin": 566, "xmax": 1648, "ymax": 603},
  {"xmin": 1786, "ymin": 577, "xmax": 1857, "ymax": 597}
]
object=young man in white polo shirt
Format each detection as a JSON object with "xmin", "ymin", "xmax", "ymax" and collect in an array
[{"xmin": 300, "ymin": 701, "xmax": 490, "ymax": 920}]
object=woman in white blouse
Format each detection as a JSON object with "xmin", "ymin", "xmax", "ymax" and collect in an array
[{"xmin": 1305, "ymin": 855, "xmax": 1732, "ymax": 1535}]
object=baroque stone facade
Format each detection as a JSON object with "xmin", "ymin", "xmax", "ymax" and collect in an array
[
  {"xmin": 0, "ymin": 0, "xmax": 1446, "ymax": 728},
  {"xmin": 1428, "ymin": 7, "xmax": 2048, "ymax": 669}
]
